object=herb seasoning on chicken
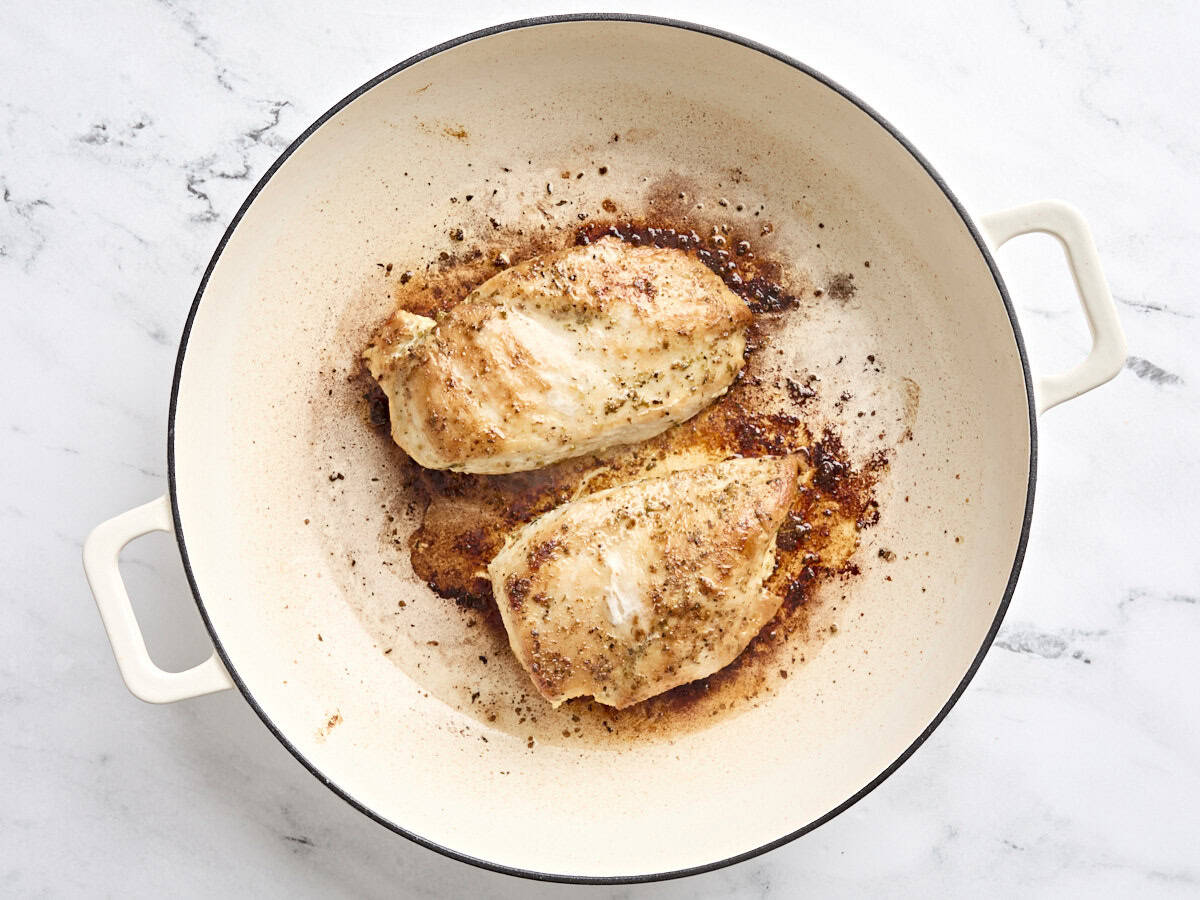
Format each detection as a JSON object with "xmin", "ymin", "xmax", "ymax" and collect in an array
[
  {"xmin": 363, "ymin": 237, "xmax": 751, "ymax": 473},
  {"xmin": 488, "ymin": 456, "xmax": 800, "ymax": 708}
]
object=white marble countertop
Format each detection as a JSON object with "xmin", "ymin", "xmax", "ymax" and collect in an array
[{"xmin": 4, "ymin": 0, "xmax": 1197, "ymax": 895}]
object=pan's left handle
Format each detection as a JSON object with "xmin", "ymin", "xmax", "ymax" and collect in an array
[
  {"xmin": 979, "ymin": 200, "xmax": 1127, "ymax": 415},
  {"xmin": 83, "ymin": 495, "xmax": 235, "ymax": 703}
]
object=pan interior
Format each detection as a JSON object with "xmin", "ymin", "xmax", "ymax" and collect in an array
[{"xmin": 171, "ymin": 20, "xmax": 1030, "ymax": 879}]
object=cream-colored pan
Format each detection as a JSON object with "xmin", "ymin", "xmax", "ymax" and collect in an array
[{"xmin": 83, "ymin": 16, "xmax": 1126, "ymax": 883}]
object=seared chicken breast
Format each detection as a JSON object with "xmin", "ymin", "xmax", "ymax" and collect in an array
[
  {"xmin": 363, "ymin": 237, "xmax": 751, "ymax": 473},
  {"xmin": 488, "ymin": 456, "xmax": 800, "ymax": 708}
]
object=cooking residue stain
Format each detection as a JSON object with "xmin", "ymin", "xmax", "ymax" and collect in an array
[
  {"xmin": 341, "ymin": 190, "xmax": 890, "ymax": 744},
  {"xmin": 315, "ymin": 711, "xmax": 342, "ymax": 741}
]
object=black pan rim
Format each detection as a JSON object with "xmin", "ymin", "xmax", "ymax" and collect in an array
[{"xmin": 166, "ymin": 12, "xmax": 1038, "ymax": 886}]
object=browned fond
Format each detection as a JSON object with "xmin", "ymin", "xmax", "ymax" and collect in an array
[{"xmin": 348, "ymin": 215, "xmax": 886, "ymax": 740}]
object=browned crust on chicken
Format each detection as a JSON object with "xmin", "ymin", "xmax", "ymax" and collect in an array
[
  {"xmin": 363, "ymin": 237, "xmax": 751, "ymax": 473},
  {"xmin": 489, "ymin": 456, "xmax": 800, "ymax": 708}
]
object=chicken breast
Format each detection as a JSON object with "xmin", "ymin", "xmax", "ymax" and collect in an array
[
  {"xmin": 488, "ymin": 456, "xmax": 800, "ymax": 708},
  {"xmin": 363, "ymin": 237, "xmax": 751, "ymax": 473}
]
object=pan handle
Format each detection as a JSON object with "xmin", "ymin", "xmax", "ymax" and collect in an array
[
  {"xmin": 83, "ymin": 494, "xmax": 235, "ymax": 703},
  {"xmin": 979, "ymin": 200, "xmax": 1127, "ymax": 415}
]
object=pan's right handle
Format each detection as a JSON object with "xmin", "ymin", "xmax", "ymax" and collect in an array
[
  {"xmin": 979, "ymin": 200, "xmax": 1127, "ymax": 415},
  {"xmin": 83, "ymin": 495, "xmax": 235, "ymax": 703}
]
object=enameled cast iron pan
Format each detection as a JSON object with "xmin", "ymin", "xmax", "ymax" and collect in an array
[{"xmin": 84, "ymin": 15, "xmax": 1126, "ymax": 883}]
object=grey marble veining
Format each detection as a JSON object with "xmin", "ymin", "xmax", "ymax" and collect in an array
[{"xmin": 2, "ymin": 0, "xmax": 1197, "ymax": 896}]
